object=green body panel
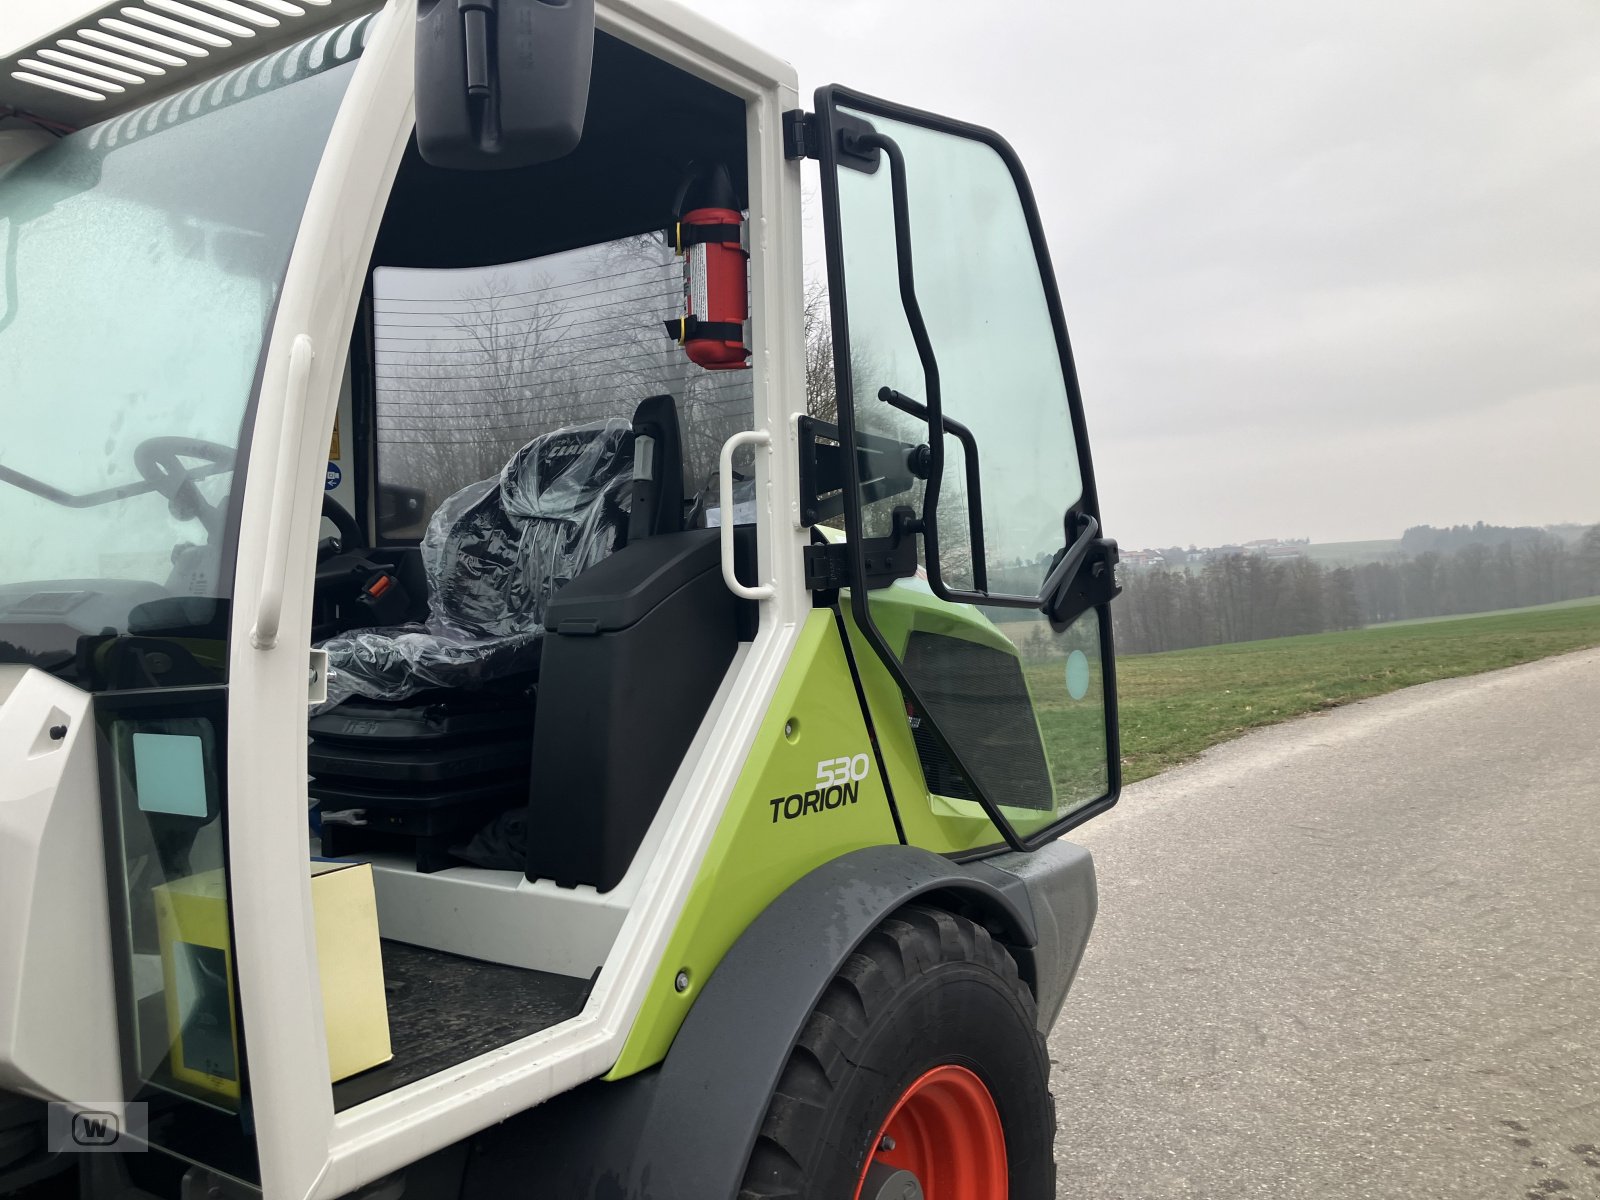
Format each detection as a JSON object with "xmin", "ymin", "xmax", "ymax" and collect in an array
[
  {"xmin": 607, "ymin": 609, "xmax": 901, "ymax": 1079},
  {"xmin": 844, "ymin": 585, "xmax": 1020, "ymax": 855}
]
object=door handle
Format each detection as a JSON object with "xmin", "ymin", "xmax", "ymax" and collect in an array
[{"xmin": 717, "ymin": 429, "xmax": 773, "ymax": 601}]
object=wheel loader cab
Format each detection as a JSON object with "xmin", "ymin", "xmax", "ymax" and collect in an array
[
  {"xmin": 0, "ymin": 3, "xmax": 1122, "ymax": 1197},
  {"xmin": 292, "ymin": 23, "xmax": 763, "ymax": 1107}
]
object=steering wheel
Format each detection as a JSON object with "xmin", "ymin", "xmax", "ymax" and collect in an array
[
  {"xmin": 133, "ymin": 436, "xmax": 236, "ymax": 543},
  {"xmin": 321, "ymin": 493, "xmax": 365, "ymax": 558}
]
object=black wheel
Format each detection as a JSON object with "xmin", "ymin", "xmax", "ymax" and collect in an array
[{"xmin": 738, "ymin": 904, "xmax": 1055, "ymax": 1200}]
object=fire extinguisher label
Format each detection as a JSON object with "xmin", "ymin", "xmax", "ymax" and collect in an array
[{"xmin": 687, "ymin": 243, "xmax": 710, "ymax": 321}]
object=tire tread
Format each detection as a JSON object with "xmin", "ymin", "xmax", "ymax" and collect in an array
[{"xmin": 736, "ymin": 904, "xmax": 1048, "ymax": 1200}]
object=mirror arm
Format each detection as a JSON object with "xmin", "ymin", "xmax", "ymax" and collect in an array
[{"xmin": 878, "ymin": 386, "xmax": 987, "ymax": 592}]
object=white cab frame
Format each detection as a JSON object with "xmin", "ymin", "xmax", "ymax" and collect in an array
[{"xmin": 222, "ymin": 2, "xmax": 809, "ymax": 1196}]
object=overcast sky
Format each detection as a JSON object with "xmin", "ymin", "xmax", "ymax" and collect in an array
[
  {"xmin": 691, "ymin": 0, "xmax": 1600, "ymax": 549},
  {"xmin": 11, "ymin": 0, "xmax": 1598, "ymax": 547}
]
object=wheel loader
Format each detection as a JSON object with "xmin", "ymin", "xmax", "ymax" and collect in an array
[{"xmin": 0, "ymin": 1, "xmax": 1122, "ymax": 1196}]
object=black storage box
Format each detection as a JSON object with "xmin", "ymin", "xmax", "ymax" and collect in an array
[{"xmin": 525, "ymin": 531, "xmax": 738, "ymax": 891}]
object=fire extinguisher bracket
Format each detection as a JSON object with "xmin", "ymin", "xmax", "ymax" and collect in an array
[
  {"xmin": 667, "ymin": 221, "xmax": 748, "ymax": 254},
  {"xmin": 662, "ymin": 315, "xmax": 749, "ymax": 346}
]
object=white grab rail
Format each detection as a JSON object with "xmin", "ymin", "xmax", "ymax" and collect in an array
[
  {"xmin": 717, "ymin": 429, "xmax": 773, "ymax": 601},
  {"xmin": 250, "ymin": 333, "xmax": 314, "ymax": 650}
]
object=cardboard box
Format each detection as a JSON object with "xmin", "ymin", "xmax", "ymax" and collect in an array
[
  {"xmin": 152, "ymin": 869, "xmax": 240, "ymax": 1102},
  {"xmin": 153, "ymin": 861, "xmax": 391, "ymax": 1101},
  {"xmin": 308, "ymin": 861, "xmax": 393, "ymax": 1082}
]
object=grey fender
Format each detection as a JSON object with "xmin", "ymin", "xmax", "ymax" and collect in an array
[
  {"xmin": 635, "ymin": 839, "xmax": 1097, "ymax": 1199},
  {"xmin": 459, "ymin": 841, "xmax": 1096, "ymax": 1200}
]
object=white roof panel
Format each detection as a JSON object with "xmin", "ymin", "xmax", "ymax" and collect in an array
[{"xmin": 1, "ymin": 0, "xmax": 379, "ymax": 128}]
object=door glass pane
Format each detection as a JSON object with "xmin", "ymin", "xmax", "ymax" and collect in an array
[
  {"xmin": 833, "ymin": 105, "xmax": 1082, "ymax": 596},
  {"xmin": 827, "ymin": 98, "xmax": 1112, "ymax": 840},
  {"xmin": 97, "ymin": 687, "xmax": 261, "ymax": 1185},
  {"xmin": 884, "ymin": 590, "xmax": 1110, "ymax": 838}
]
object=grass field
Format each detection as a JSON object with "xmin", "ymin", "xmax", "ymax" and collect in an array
[
  {"xmin": 1369, "ymin": 593, "xmax": 1600, "ymax": 627},
  {"xmin": 1301, "ymin": 538, "xmax": 1402, "ymax": 565},
  {"xmin": 1110, "ymin": 601, "xmax": 1600, "ymax": 784}
]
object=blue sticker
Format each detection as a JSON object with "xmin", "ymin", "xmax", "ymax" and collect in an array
[
  {"xmin": 325, "ymin": 461, "xmax": 342, "ymax": 491},
  {"xmin": 1064, "ymin": 649, "xmax": 1091, "ymax": 701}
]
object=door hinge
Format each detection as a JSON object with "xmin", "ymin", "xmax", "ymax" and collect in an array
[
  {"xmin": 1045, "ymin": 538, "xmax": 1122, "ymax": 629},
  {"xmin": 783, "ymin": 109, "xmax": 819, "ymax": 160},
  {"xmin": 803, "ymin": 507, "xmax": 921, "ymax": 593}
]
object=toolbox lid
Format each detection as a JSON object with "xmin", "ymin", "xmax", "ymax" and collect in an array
[{"xmin": 545, "ymin": 529, "xmax": 721, "ymax": 636}]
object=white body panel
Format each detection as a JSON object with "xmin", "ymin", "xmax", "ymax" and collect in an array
[
  {"xmin": 0, "ymin": 667, "xmax": 121, "ymax": 1104},
  {"xmin": 211, "ymin": 2, "xmax": 809, "ymax": 1197},
  {"xmin": 365, "ymin": 642, "xmax": 752, "ymax": 980}
]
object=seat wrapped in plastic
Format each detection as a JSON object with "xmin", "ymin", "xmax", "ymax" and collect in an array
[{"xmin": 317, "ymin": 419, "xmax": 633, "ymax": 711}]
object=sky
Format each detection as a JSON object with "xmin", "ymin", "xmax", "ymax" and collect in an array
[
  {"xmin": 690, "ymin": 0, "xmax": 1600, "ymax": 549},
  {"xmin": 9, "ymin": 0, "xmax": 1599, "ymax": 548}
]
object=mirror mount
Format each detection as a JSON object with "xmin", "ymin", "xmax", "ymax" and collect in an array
[{"xmin": 415, "ymin": 0, "xmax": 596, "ymax": 171}]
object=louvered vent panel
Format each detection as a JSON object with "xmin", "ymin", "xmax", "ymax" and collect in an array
[{"xmin": 2, "ymin": 0, "xmax": 378, "ymax": 128}]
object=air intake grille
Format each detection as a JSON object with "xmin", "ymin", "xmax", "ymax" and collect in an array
[{"xmin": 2, "ymin": 0, "xmax": 377, "ymax": 128}]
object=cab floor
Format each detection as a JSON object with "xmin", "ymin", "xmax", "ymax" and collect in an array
[{"xmin": 332, "ymin": 940, "xmax": 591, "ymax": 1111}]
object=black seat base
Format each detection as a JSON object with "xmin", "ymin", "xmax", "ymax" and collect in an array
[{"xmin": 310, "ymin": 687, "xmax": 535, "ymax": 873}]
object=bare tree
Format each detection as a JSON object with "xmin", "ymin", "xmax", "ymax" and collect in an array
[
  {"xmin": 372, "ymin": 235, "xmax": 755, "ymax": 531},
  {"xmin": 803, "ymin": 279, "xmax": 836, "ymax": 423}
]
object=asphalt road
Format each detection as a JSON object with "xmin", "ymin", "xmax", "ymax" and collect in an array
[{"xmin": 1049, "ymin": 646, "xmax": 1600, "ymax": 1200}]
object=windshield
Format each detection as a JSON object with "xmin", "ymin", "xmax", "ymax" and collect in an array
[{"xmin": 0, "ymin": 20, "xmax": 369, "ymax": 683}]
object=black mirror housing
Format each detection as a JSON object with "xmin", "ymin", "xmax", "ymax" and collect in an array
[{"xmin": 415, "ymin": 0, "xmax": 595, "ymax": 171}]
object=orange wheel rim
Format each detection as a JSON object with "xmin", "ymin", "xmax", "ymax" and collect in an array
[{"xmin": 852, "ymin": 1064, "xmax": 1008, "ymax": 1200}]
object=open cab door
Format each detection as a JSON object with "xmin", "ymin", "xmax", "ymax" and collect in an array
[{"xmin": 804, "ymin": 86, "xmax": 1122, "ymax": 852}]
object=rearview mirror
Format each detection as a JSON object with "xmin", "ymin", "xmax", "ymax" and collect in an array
[{"xmin": 414, "ymin": 0, "xmax": 596, "ymax": 171}]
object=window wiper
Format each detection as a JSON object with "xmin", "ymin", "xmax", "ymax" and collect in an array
[{"xmin": 0, "ymin": 461, "xmax": 228, "ymax": 509}]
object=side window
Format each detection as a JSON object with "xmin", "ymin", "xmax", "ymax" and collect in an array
[
  {"xmin": 814, "ymin": 87, "xmax": 1120, "ymax": 847},
  {"xmin": 371, "ymin": 235, "xmax": 754, "ymax": 540}
]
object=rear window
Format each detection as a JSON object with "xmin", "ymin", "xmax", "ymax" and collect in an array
[{"xmin": 372, "ymin": 234, "xmax": 754, "ymax": 540}]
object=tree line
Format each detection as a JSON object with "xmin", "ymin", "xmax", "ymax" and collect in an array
[{"xmin": 1115, "ymin": 526, "xmax": 1600, "ymax": 654}]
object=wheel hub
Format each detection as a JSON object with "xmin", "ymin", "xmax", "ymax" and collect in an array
[
  {"xmin": 852, "ymin": 1064, "xmax": 1008, "ymax": 1200},
  {"xmin": 861, "ymin": 1162, "xmax": 924, "ymax": 1200}
]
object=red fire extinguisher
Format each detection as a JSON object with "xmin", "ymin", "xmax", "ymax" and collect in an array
[{"xmin": 663, "ymin": 163, "xmax": 750, "ymax": 371}]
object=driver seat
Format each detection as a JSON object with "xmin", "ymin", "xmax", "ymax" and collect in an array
[
  {"xmin": 316, "ymin": 417, "xmax": 636, "ymax": 710},
  {"xmin": 309, "ymin": 404, "xmax": 686, "ymax": 872}
]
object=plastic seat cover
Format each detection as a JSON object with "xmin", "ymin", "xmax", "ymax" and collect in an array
[{"xmin": 316, "ymin": 419, "xmax": 633, "ymax": 711}]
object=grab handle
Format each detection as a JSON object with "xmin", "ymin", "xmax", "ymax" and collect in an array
[
  {"xmin": 250, "ymin": 334, "xmax": 314, "ymax": 650},
  {"xmin": 717, "ymin": 429, "xmax": 773, "ymax": 601}
]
